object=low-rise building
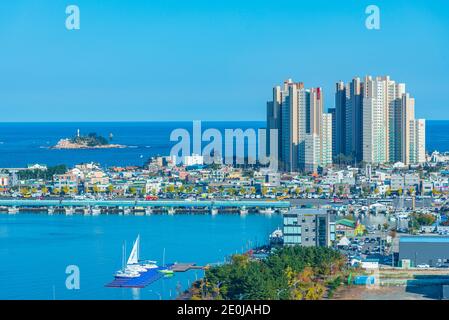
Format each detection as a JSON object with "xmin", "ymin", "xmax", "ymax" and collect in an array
[
  {"xmin": 0, "ymin": 174, "xmax": 9, "ymax": 187},
  {"xmin": 283, "ymin": 209, "xmax": 336, "ymax": 247},
  {"xmin": 53, "ymin": 173, "xmax": 79, "ymax": 189},
  {"xmin": 399, "ymin": 236, "xmax": 449, "ymax": 267}
]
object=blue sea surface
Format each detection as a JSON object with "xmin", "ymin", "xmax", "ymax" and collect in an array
[
  {"xmin": 0, "ymin": 121, "xmax": 265, "ymax": 168},
  {"xmin": 0, "ymin": 213, "xmax": 281, "ymax": 300},
  {"xmin": 0, "ymin": 120, "xmax": 444, "ymax": 168}
]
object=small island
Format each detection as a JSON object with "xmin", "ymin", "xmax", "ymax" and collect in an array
[{"xmin": 52, "ymin": 131, "xmax": 126, "ymax": 149}]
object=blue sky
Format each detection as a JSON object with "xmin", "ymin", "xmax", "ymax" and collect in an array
[{"xmin": 0, "ymin": 0, "xmax": 448, "ymax": 121}]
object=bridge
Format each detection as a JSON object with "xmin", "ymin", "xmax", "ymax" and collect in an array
[
  {"xmin": 0, "ymin": 199, "xmax": 291, "ymax": 215},
  {"xmin": 0, "ymin": 199, "xmax": 290, "ymax": 208}
]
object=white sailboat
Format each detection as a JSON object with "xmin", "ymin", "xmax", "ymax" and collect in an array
[
  {"xmin": 115, "ymin": 235, "xmax": 159, "ymax": 278},
  {"xmin": 115, "ymin": 243, "xmax": 140, "ymax": 278},
  {"xmin": 126, "ymin": 235, "xmax": 148, "ymax": 272}
]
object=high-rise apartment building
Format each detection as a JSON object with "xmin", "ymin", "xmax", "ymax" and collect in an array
[
  {"xmin": 268, "ymin": 75, "xmax": 425, "ymax": 171},
  {"xmin": 360, "ymin": 75, "xmax": 425, "ymax": 165},
  {"xmin": 335, "ymin": 81, "xmax": 346, "ymax": 157},
  {"xmin": 409, "ymin": 119, "xmax": 426, "ymax": 164},
  {"xmin": 267, "ymin": 79, "xmax": 332, "ymax": 172},
  {"xmin": 321, "ymin": 113, "xmax": 333, "ymax": 168},
  {"xmin": 363, "ymin": 76, "xmax": 388, "ymax": 164},
  {"xmin": 328, "ymin": 107, "xmax": 337, "ymax": 157},
  {"xmin": 335, "ymin": 78, "xmax": 363, "ymax": 162},
  {"xmin": 266, "ymin": 86, "xmax": 282, "ymax": 157}
]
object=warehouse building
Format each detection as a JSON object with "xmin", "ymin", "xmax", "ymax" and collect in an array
[{"xmin": 399, "ymin": 236, "xmax": 449, "ymax": 267}]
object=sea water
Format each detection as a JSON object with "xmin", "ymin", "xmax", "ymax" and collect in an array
[{"xmin": 0, "ymin": 213, "xmax": 281, "ymax": 300}]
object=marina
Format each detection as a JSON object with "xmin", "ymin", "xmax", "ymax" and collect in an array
[{"xmin": 105, "ymin": 264, "xmax": 204, "ymax": 288}]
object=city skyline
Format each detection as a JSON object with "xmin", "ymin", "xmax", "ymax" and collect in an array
[
  {"xmin": 267, "ymin": 75, "xmax": 426, "ymax": 172},
  {"xmin": 0, "ymin": 0, "xmax": 448, "ymax": 121}
]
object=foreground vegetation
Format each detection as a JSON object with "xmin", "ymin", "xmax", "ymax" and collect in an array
[{"xmin": 187, "ymin": 246, "xmax": 348, "ymax": 300}]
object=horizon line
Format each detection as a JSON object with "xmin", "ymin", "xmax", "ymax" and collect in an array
[
  {"xmin": 0, "ymin": 120, "xmax": 268, "ymax": 123},
  {"xmin": 0, "ymin": 119, "xmax": 443, "ymax": 124}
]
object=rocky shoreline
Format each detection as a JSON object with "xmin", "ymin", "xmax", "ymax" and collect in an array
[{"xmin": 51, "ymin": 138, "xmax": 127, "ymax": 150}]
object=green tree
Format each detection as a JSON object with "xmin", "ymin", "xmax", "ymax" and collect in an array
[
  {"xmin": 62, "ymin": 186, "xmax": 69, "ymax": 195},
  {"xmin": 261, "ymin": 186, "xmax": 268, "ymax": 197}
]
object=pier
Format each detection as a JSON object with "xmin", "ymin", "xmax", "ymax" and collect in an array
[
  {"xmin": 106, "ymin": 266, "xmax": 170, "ymax": 288},
  {"xmin": 170, "ymin": 263, "xmax": 204, "ymax": 272},
  {"xmin": 105, "ymin": 263, "xmax": 205, "ymax": 288},
  {"xmin": 0, "ymin": 199, "xmax": 291, "ymax": 215}
]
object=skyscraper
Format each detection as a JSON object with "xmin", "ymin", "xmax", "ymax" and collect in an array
[
  {"xmin": 334, "ymin": 78, "xmax": 363, "ymax": 162},
  {"xmin": 321, "ymin": 113, "xmax": 333, "ymax": 168},
  {"xmin": 267, "ymin": 80, "xmax": 332, "ymax": 172},
  {"xmin": 414, "ymin": 119, "xmax": 426, "ymax": 164},
  {"xmin": 348, "ymin": 78, "xmax": 363, "ymax": 162},
  {"xmin": 266, "ymin": 86, "xmax": 282, "ymax": 158},
  {"xmin": 359, "ymin": 75, "xmax": 425, "ymax": 165},
  {"xmin": 268, "ymin": 75, "xmax": 425, "ymax": 171},
  {"xmin": 400, "ymin": 93, "xmax": 415, "ymax": 165},
  {"xmin": 280, "ymin": 80, "xmax": 304, "ymax": 172},
  {"xmin": 335, "ymin": 82, "xmax": 346, "ymax": 157},
  {"xmin": 363, "ymin": 76, "xmax": 388, "ymax": 164},
  {"xmin": 328, "ymin": 107, "xmax": 336, "ymax": 157}
]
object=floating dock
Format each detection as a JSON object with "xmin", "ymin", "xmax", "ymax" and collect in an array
[
  {"xmin": 105, "ymin": 263, "xmax": 206, "ymax": 288},
  {"xmin": 105, "ymin": 265, "xmax": 174, "ymax": 288},
  {"xmin": 170, "ymin": 263, "xmax": 205, "ymax": 272}
]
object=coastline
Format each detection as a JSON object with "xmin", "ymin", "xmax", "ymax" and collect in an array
[{"xmin": 50, "ymin": 138, "xmax": 127, "ymax": 150}]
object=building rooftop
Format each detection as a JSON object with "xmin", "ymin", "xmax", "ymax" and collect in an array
[
  {"xmin": 286, "ymin": 208, "xmax": 328, "ymax": 215},
  {"xmin": 400, "ymin": 236, "xmax": 449, "ymax": 243},
  {"xmin": 336, "ymin": 219, "xmax": 356, "ymax": 228}
]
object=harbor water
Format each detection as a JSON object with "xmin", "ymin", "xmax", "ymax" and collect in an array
[{"xmin": 0, "ymin": 213, "xmax": 281, "ymax": 300}]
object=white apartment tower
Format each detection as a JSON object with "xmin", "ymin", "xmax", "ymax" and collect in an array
[
  {"xmin": 363, "ymin": 76, "xmax": 388, "ymax": 164},
  {"xmin": 409, "ymin": 119, "xmax": 426, "ymax": 164},
  {"xmin": 268, "ymin": 80, "xmax": 333, "ymax": 172},
  {"xmin": 362, "ymin": 75, "xmax": 425, "ymax": 165},
  {"xmin": 320, "ymin": 113, "xmax": 333, "ymax": 167}
]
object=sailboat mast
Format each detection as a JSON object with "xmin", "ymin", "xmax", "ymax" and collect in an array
[
  {"xmin": 137, "ymin": 235, "xmax": 140, "ymax": 262},
  {"xmin": 122, "ymin": 243, "xmax": 125, "ymax": 270}
]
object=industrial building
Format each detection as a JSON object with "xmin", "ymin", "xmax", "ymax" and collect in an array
[{"xmin": 399, "ymin": 236, "xmax": 449, "ymax": 267}]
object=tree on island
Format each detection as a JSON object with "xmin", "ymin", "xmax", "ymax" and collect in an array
[{"xmin": 71, "ymin": 132, "xmax": 109, "ymax": 146}]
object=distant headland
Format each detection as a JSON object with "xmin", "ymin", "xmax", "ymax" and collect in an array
[{"xmin": 52, "ymin": 130, "xmax": 126, "ymax": 150}]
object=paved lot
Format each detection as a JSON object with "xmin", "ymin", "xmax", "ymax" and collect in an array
[{"xmin": 334, "ymin": 285, "xmax": 441, "ymax": 300}]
